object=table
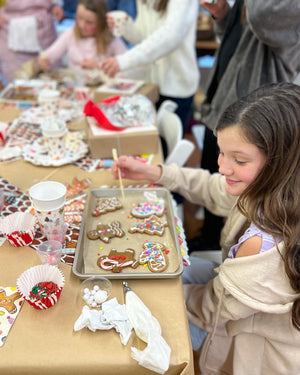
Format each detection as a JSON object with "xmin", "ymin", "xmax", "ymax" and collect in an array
[{"xmin": 0, "ymin": 108, "xmax": 194, "ymax": 375}]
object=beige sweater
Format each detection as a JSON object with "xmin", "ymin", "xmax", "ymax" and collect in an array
[{"xmin": 158, "ymin": 164, "xmax": 300, "ymax": 375}]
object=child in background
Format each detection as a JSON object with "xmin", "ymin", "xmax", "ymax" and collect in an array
[
  {"xmin": 111, "ymin": 83, "xmax": 300, "ymax": 374},
  {"xmin": 101, "ymin": 0, "xmax": 199, "ymax": 133},
  {"xmin": 0, "ymin": 0, "xmax": 63, "ymax": 84},
  {"xmin": 37, "ymin": 0, "xmax": 127, "ymax": 72}
]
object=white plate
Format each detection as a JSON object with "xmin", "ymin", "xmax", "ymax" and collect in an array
[{"xmin": 22, "ymin": 132, "xmax": 88, "ymax": 167}]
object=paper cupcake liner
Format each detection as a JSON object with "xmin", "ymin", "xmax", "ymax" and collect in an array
[
  {"xmin": 0, "ymin": 212, "xmax": 36, "ymax": 246},
  {"xmin": 16, "ymin": 264, "xmax": 65, "ymax": 310}
]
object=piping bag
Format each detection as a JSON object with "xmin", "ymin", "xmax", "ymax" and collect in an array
[{"xmin": 123, "ymin": 282, "xmax": 171, "ymax": 374}]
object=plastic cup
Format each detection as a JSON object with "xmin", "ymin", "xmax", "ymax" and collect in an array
[
  {"xmin": 108, "ymin": 10, "xmax": 128, "ymax": 37},
  {"xmin": 43, "ymin": 220, "xmax": 68, "ymax": 244},
  {"xmin": 29, "ymin": 181, "xmax": 66, "ymax": 235},
  {"xmin": 41, "ymin": 119, "xmax": 67, "ymax": 160},
  {"xmin": 38, "ymin": 89, "xmax": 60, "ymax": 119},
  {"xmin": 37, "ymin": 240, "xmax": 62, "ymax": 267}
]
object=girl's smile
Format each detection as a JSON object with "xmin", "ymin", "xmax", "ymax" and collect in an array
[{"xmin": 217, "ymin": 126, "xmax": 266, "ymax": 196}]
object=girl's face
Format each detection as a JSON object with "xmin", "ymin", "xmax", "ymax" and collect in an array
[
  {"xmin": 217, "ymin": 126, "xmax": 266, "ymax": 196},
  {"xmin": 76, "ymin": 4, "xmax": 97, "ymax": 37}
]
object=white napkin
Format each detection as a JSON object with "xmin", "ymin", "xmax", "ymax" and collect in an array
[
  {"xmin": 74, "ymin": 298, "xmax": 132, "ymax": 345},
  {"xmin": 8, "ymin": 16, "xmax": 41, "ymax": 53}
]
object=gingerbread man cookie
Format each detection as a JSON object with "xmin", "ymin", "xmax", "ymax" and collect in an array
[
  {"xmin": 131, "ymin": 201, "xmax": 165, "ymax": 218},
  {"xmin": 87, "ymin": 221, "xmax": 125, "ymax": 243},
  {"xmin": 92, "ymin": 197, "xmax": 123, "ymax": 217},
  {"xmin": 139, "ymin": 241, "xmax": 169, "ymax": 272},
  {"xmin": 128, "ymin": 215, "xmax": 168, "ymax": 236},
  {"xmin": 97, "ymin": 248, "xmax": 139, "ymax": 273},
  {"xmin": 0, "ymin": 288, "xmax": 22, "ymax": 314}
]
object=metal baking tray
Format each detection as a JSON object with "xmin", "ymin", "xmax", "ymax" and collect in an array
[{"xmin": 72, "ymin": 187, "xmax": 183, "ymax": 279}]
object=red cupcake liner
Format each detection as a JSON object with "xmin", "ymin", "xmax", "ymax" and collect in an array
[{"xmin": 16, "ymin": 264, "xmax": 65, "ymax": 310}]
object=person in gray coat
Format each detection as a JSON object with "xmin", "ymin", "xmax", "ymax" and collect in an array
[{"xmin": 188, "ymin": 0, "xmax": 300, "ymax": 252}]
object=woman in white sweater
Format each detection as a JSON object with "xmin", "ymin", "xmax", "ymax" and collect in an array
[{"xmin": 101, "ymin": 0, "xmax": 200, "ymax": 132}]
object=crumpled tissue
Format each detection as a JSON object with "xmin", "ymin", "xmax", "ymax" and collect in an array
[
  {"xmin": 74, "ymin": 297, "xmax": 132, "ymax": 345},
  {"xmin": 123, "ymin": 282, "xmax": 171, "ymax": 375}
]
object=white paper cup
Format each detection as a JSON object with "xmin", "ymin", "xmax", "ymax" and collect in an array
[
  {"xmin": 108, "ymin": 10, "xmax": 128, "ymax": 37},
  {"xmin": 38, "ymin": 89, "xmax": 60, "ymax": 118},
  {"xmin": 29, "ymin": 181, "xmax": 66, "ymax": 212},
  {"xmin": 75, "ymin": 86, "xmax": 91, "ymax": 102},
  {"xmin": 41, "ymin": 119, "xmax": 67, "ymax": 160}
]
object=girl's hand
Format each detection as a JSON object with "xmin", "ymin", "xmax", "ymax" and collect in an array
[
  {"xmin": 81, "ymin": 58, "xmax": 99, "ymax": 70},
  {"xmin": 101, "ymin": 57, "xmax": 120, "ymax": 78},
  {"xmin": 37, "ymin": 54, "xmax": 51, "ymax": 72},
  {"xmin": 200, "ymin": 0, "xmax": 229, "ymax": 20},
  {"xmin": 112, "ymin": 156, "xmax": 162, "ymax": 182},
  {"xmin": 0, "ymin": 14, "xmax": 4, "ymax": 28},
  {"xmin": 51, "ymin": 6, "xmax": 64, "ymax": 22}
]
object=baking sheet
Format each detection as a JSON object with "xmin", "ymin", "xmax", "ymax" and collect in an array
[{"xmin": 72, "ymin": 187, "xmax": 183, "ymax": 279}]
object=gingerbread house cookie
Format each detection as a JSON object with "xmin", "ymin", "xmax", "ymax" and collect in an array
[
  {"xmin": 128, "ymin": 215, "xmax": 168, "ymax": 236},
  {"xmin": 92, "ymin": 197, "xmax": 123, "ymax": 217},
  {"xmin": 97, "ymin": 248, "xmax": 139, "ymax": 273},
  {"xmin": 87, "ymin": 221, "xmax": 125, "ymax": 243},
  {"xmin": 139, "ymin": 241, "xmax": 169, "ymax": 272}
]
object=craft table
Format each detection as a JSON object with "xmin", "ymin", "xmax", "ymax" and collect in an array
[{"xmin": 0, "ymin": 108, "xmax": 194, "ymax": 375}]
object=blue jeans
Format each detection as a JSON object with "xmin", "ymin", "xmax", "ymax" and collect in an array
[{"xmin": 182, "ymin": 256, "xmax": 218, "ymax": 350}]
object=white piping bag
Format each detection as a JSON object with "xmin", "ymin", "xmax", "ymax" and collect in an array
[{"xmin": 123, "ymin": 282, "xmax": 171, "ymax": 374}]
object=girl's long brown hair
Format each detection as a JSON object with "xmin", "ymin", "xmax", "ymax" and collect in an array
[
  {"xmin": 217, "ymin": 83, "xmax": 300, "ymax": 330},
  {"xmin": 74, "ymin": 0, "xmax": 112, "ymax": 54}
]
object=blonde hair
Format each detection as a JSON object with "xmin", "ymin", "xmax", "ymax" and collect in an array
[{"xmin": 74, "ymin": 0, "xmax": 112, "ymax": 54}]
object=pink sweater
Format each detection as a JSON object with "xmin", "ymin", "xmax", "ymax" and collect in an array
[{"xmin": 43, "ymin": 26, "xmax": 127, "ymax": 69}]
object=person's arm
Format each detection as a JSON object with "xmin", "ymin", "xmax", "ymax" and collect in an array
[
  {"xmin": 37, "ymin": 27, "xmax": 72, "ymax": 70},
  {"xmin": 112, "ymin": 156, "xmax": 162, "ymax": 183},
  {"xmin": 112, "ymin": 157, "xmax": 236, "ymax": 217},
  {"xmin": 115, "ymin": 0, "xmax": 199, "ymax": 72}
]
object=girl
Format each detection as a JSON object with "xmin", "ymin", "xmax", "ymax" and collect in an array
[
  {"xmin": 101, "ymin": 0, "xmax": 199, "ymax": 132},
  {"xmin": 37, "ymin": 0, "xmax": 127, "ymax": 72},
  {"xmin": 111, "ymin": 83, "xmax": 300, "ymax": 374}
]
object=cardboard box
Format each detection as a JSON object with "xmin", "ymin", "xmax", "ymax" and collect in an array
[
  {"xmin": 93, "ymin": 82, "xmax": 159, "ymax": 104},
  {"xmin": 86, "ymin": 118, "xmax": 159, "ymax": 158}
]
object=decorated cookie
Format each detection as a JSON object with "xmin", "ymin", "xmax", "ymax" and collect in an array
[
  {"xmin": 92, "ymin": 197, "xmax": 122, "ymax": 217},
  {"xmin": 97, "ymin": 248, "xmax": 139, "ymax": 273},
  {"xmin": 0, "ymin": 288, "xmax": 22, "ymax": 314},
  {"xmin": 139, "ymin": 241, "xmax": 169, "ymax": 273},
  {"xmin": 128, "ymin": 215, "xmax": 168, "ymax": 236},
  {"xmin": 87, "ymin": 221, "xmax": 125, "ymax": 243},
  {"xmin": 130, "ymin": 200, "xmax": 165, "ymax": 218}
]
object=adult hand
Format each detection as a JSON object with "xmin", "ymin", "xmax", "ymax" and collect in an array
[
  {"xmin": 112, "ymin": 156, "xmax": 162, "ymax": 182},
  {"xmin": 81, "ymin": 58, "xmax": 99, "ymax": 70},
  {"xmin": 200, "ymin": 0, "xmax": 229, "ymax": 20},
  {"xmin": 101, "ymin": 57, "xmax": 120, "ymax": 78},
  {"xmin": 52, "ymin": 6, "xmax": 64, "ymax": 22},
  {"xmin": 37, "ymin": 54, "xmax": 51, "ymax": 72}
]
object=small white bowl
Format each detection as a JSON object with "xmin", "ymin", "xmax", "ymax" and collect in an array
[{"xmin": 80, "ymin": 276, "xmax": 112, "ymax": 308}]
